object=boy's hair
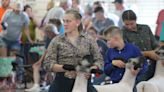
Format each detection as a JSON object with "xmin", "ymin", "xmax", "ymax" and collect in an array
[{"xmin": 104, "ymin": 26, "xmax": 122, "ymax": 37}]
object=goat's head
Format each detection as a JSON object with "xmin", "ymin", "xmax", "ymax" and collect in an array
[
  {"xmin": 126, "ymin": 56, "xmax": 145, "ymax": 70},
  {"xmin": 156, "ymin": 46, "xmax": 164, "ymax": 66},
  {"xmin": 76, "ymin": 55, "xmax": 94, "ymax": 73},
  {"xmin": 156, "ymin": 46, "xmax": 164, "ymax": 60}
]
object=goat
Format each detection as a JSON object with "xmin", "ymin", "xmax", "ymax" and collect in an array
[
  {"xmin": 72, "ymin": 55, "xmax": 102, "ymax": 92},
  {"xmin": 137, "ymin": 46, "xmax": 164, "ymax": 92},
  {"xmin": 94, "ymin": 56, "xmax": 144, "ymax": 92},
  {"xmin": 72, "ymin": 55, "xmax": 144, "ymax": 92}
]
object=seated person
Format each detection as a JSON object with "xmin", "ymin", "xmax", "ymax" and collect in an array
[
  {"xmin": 92, "ymin": 6, "xmax": 114, "ymax": 39},
  {"xmin": 121, "ymin": 10, "xmax": 159, "ymax": 92},
  {"xmin": 104, "ymin": 26, "xmax": 147, "ymax": 84},
  {"xmin": 25, "ymin": 19, "xmax": 60, "ymax": 92},
  {"xmin": 87, "ymin": 27, "xmax": 108, "ymax": 85}
]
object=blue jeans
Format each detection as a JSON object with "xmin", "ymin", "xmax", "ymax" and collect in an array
[
  {"xmin": 2, "ymin": 37, "xmax": 21, "ymax": 51},
  {"xmin": 15, "ymin": 57, "xmax": 25, "ymax": 82}
]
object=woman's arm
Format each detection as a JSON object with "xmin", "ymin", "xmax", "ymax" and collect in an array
[
  {"xmin": 90, "ymin": 38, "xmax": 103, "ymax": 69},
  {"xmin": 44, "ymin": 38, "xmax": 61, "ymax": 72}
]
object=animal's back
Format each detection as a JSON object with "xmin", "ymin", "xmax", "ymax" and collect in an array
[{"xmin": 94, "ymin": 83, "xmax": 131, "ymax": 92}]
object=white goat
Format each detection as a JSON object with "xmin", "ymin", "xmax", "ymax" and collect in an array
[
  {"xmin": 72, "ymin": 72, "xmax": 88, "ymax": 92},
  {"xmin": 72, "ymin": 54, "xmax": 102, "ymax": 92},
  {"xmin": 72, "ymin": 56, "xmax": 144, "ymax": 92},
  {"xmin": 137, "ymin": 46, "xmax": 164, "ymax": 92}
]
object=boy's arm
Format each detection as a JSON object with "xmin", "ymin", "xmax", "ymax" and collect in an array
[{"xmin": 104, "ymin": 50, "xmax": 115, "ymax": 76}]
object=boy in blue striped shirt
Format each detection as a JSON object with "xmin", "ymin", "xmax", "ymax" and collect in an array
[{"xmin": 104, "ymin": 26, "xmax": 148, "ymax": 84}]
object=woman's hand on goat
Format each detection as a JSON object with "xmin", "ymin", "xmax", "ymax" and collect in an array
[
  {"xmin": 112, "ymin": 60, "xmax": 125, "ymax": 68},
  {"xmin": 64, "ymin": 71, "xmax": 77, "ymax": 79},
  {"xmin": 142, "ymin": 50, "xmax": 159, "ymax": 61},
  {"xmin": 84, "ymin": 73, "xmax": 91, "ymax": 79}
]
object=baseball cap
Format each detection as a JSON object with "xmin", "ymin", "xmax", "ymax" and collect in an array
[
  {"xmin": 45, "ymin": 24, "xmax": 59, "ymax": 35},
  {"xmin": 11, "ymin": 0, "xmax": 23, "ymax": 11},
  {"xmin": 112, "ymin": 0, "xmax": 123, "ymax": 4}
]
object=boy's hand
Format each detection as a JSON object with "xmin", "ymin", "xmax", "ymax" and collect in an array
[{"xmin": 112, "ymin": 60, "xmax": 125, "ymax": 68}]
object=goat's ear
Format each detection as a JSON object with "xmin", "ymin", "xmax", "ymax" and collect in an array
[{"xmin": 133, "ymin": 56, "xmax": 145, "ymax": 70}]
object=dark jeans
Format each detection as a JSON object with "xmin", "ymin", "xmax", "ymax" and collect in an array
[
  {"xmin": 92, "ymin": 73, "xmax": 107, "ymax": 85},
  {"xmin": 49, "ymin": 72, "xmax": 97, "ymax": 92}
]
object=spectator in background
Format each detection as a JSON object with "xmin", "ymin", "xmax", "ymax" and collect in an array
[
  {"xmin": 83, "ymin": 4, "xmax": 93, "ymax": 32},
  {"xmin": 44, "ymin": 0, "xmax": 71, "ymax": 34},
  {"xmin": 92, "ymin": 6, "xmax": 114, "ymax": 38},
  {"xmin": 87, "ymin": 26, "xmax": 108, "ymax": 62},
  {"xmin": 112, "ymin": 0, "xmax": 126, "ymax": 28},
  {"xmin": 0, "ymin": 0, "xmax": 11, "ymax": 56},
  {"xmin": 155, "ymin": 9, "xmax": 164, "ymax": 40},
  {"xmin": 121, "ymin": 10, "xmax": 159, "ymax": 92},
  {"xmin": 44, "ymin": 19, "xmax": 62, "ymax": 49},
  {"xmin": 25, "ymin": 19, "xmax": 60, "ymax": 92},
  {"xmin": 92, "ymin": 1, "xmax": 102, "ymax": 12},
  {"xmin": 40, "ymin": 0, "xmax": 55, "ymax": 28},
  {"xmin": 160, "ymin": 21, "xmax": 164, "ymax": 46},
  {"xmin": 0, "ymin": 0, "xmax": 11, "ymax": 33},
  {"xmin": 71, "ymin": 0, "xmax": 84, "ymax": 15},
  {"xmin": 87, "ymin": 26, "xmax": 108, "ymax": 85},
  {"xmin": 21, "ymin": 5, "xmax": 40, "ymax": 44},
  {"xmin": 1, "ymin": 1, "xmax": 33, "ymax": 56},
  {"xmin": 46, "ymin": 0, "xmax": 54, "ymax": 12}
]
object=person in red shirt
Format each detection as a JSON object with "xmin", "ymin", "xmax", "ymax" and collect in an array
[
  {"xmin": 0, "ymin": 0, "xmax": 10, "ymax": 32},
  {"xmin": 155, "ymin": 9, "xmax": 164, "ymax": 40}
]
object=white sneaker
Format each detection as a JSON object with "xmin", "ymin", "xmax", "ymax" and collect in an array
[{"xmin": 25, "ymin": 84, "xmax": 41, "ymax": 92}]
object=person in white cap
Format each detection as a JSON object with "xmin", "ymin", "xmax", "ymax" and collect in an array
[
  {"xmin": 44, "ymin": 0, "xmax": 72, "ymax": 35},
  {"xmin": 1, "ymin": 0, "xmax": 33, "ymax": 56},
  {"xmin": 25, "ymin": 18, "xmax": 61, "ymax": 92}
]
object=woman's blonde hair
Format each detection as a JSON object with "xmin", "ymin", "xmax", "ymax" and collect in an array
[{"xmin": 65, "ymin": 9, "xmax": 83, "ymax": 32}]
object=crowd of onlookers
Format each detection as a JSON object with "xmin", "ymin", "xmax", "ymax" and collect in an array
[{"xmin": 0, "ymin": 0, "xmax": 164, "ymax": 92}]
